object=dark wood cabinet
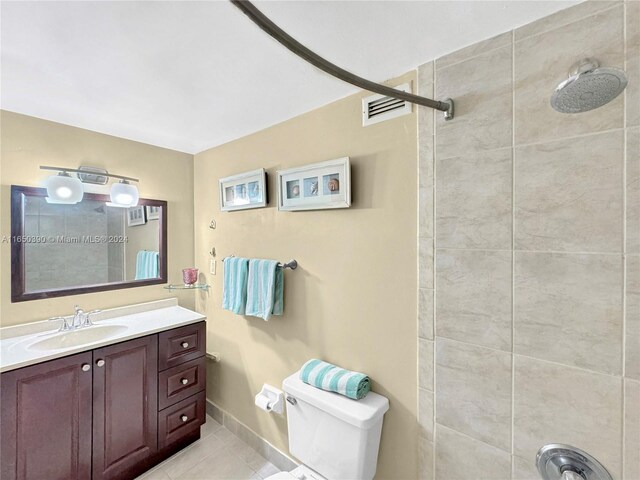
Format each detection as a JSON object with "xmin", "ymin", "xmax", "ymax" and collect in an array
[
  {"xmin": 156, "ymin": 322, "xmax": 206, "ymax": 455},
  {"xmin": 92, "ymin": 335, "xmax": 158, "ymax": 480},
  {"xmin": 158, "ymin": 356, "xmax": 206, "ymax": 410},
  {"xmin": 158, "ymin": 391, "xmax": 206, "ymax": 449},
  {"xmin": 158, "ymin": 322, "xmax": 206, "ymax": 370},
  {"xmin": 1, "ymin": 321, "xmax": 206, "ymax": 480},
  {"xmin": 1, "ymin": 352, "xmax": 93, "ymax": 480}
]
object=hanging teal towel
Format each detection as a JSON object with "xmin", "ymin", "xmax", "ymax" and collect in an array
[
  {"xmin": 223, "ymin": 257, "xmax": 249, "ymax": 314},
  {"xmin": 300, "ymin": 359, "xmax": 371, "ymax": 400},
  {"xmin": 246, "ymin": 259, "xmax": 284, "ymax": 321},
  {"xmin": 135, "ymin": 251, "xmax": 159, "ymax": 280}
]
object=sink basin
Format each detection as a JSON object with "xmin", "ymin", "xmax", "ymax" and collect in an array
[{"xmin": 27, "ymin": 325, "xmax": 128, "ymax": 351}]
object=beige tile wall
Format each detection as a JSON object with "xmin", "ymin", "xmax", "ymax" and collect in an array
[
  {"xmin": 417, "ymin": 60, "xmax": 436, "ymax": 480},
  {"xmin": 417, "ymin": 1, "xmax": 638, "ymax": 478}
]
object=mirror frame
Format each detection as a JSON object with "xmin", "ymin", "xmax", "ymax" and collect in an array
[{"xmin": 11, "ymin": 185, "xmax": 168, "ymax": 302}]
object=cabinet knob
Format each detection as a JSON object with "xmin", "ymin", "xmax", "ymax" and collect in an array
[
  {"xmin": 180, "ymin": 378, "xmax": 189, "ymax": 385},
  {"xmin": 81, "ymin": 363, "xmax": 91, "ymax": 372},
  {"xmin": 96, "ymin": 359, "xmax": 105, "ymax": 367},
  {"xmin": 181, "ymin": 342, "xmax": 189, "ymax": 349},
  {"xmin": 181, "ymin": 415, "xmax": 188, "ymax": 422}
]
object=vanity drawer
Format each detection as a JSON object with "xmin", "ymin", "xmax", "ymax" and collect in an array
[
  {"xmin": 158, "ymin": 391, "xmax": 206, "ymax": 449},
  {"xmin": 158, "ymin": 356, "xmax": 206, "ymax": 410},
  {"xmin": 159, "ymin": 321, "xmax": 206, "ymax": 371}
]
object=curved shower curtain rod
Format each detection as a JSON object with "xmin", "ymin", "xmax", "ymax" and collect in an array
[{"xmin": 230, "ymin": 0, "xmax": 455, "ymax": 121}]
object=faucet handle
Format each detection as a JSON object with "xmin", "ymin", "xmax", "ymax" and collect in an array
[
  {"xmin": 82, "ymin": 310, "xmax": 101, "ymax": 327},
  {"xmin": 74, "ymin": 305, "xmax": 84, "ymax": 314},
  {"xmin": 48, "ymin": 316, "xmax": 71, "ymax": 332}
]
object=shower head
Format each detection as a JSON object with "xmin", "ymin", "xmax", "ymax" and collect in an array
[{"xmin": 551, "ymin": 59, "xmax": 627, "ymax": 113}]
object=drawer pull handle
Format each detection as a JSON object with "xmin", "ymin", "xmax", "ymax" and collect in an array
[
  {"xmin": 81, "ymin": 363, "xmax": 91, "ymax": 372},
  {"xmin": 181, "ymin": 415, "xmax": 188, "ymax": 422},
  {"xmin": 180, "ymin": 378, "xmax": 189, "ymax": 385},
  {"xmin": 181, "ymin": 342, "xmax": 189, "ymax": 349},
  {"xmin": 96, "ymin": 359, "xmax": 105, "ymax": 367}
]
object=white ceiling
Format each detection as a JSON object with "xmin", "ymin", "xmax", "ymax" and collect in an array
[{"xmin": 1, "ymin": 0, "xmax": 578, "ymax": 154}]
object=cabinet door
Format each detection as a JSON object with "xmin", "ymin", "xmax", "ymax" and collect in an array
[
  {"xmin": 92, "ymin": 335, "xmax": 158, "ymax": 480},
  {"xmin": 1, "ymin": 351, "xmax": 93, "ymax": 480}
]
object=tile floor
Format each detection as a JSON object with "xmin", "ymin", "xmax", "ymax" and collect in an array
[{"xmin": 136, "ymin": 416, "xmax": 281, "ymax": 480}]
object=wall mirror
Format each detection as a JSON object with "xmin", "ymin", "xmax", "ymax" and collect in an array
[{"xmin": 11, "ymin": 185, "xmax": 167, "ymax": 302}]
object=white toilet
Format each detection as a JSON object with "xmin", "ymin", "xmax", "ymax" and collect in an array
[{"xmin": 266, "ymin": 371, "xmax": 390, "ymax": 480}]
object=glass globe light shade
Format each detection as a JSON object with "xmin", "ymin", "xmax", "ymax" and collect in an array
[
  {"xmin": 45, "ymin": 172, "xmax": 83, "ymax": 204},
  {"xmin": 110, "ymin": 180, "xmax": 139, "ymax": 207}
]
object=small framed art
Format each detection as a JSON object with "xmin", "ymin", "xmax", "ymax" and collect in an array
[
  {"xmin": 127, "ymin": 205, "xmax": 146, "ymax": 226},
  {"xmin": 277, "ymin": 157, "xmax": 351, "ymax": 211},
  {"xmin": 219, "ymin": 168, "xmax": 267, "ymax": 212},
  {"xmin": 146, "ymin": 205, "xmax": 161, "ymax": 220}
]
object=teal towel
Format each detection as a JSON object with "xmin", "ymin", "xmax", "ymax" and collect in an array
[
  {"xmin": 246, "ymin": 259, "xmax": 283, "ymax": 321},
  {"xmin": 223, "ymin": 257, "xmax": 249, "ymax": 314},
  {"xmin": 300, "ymin": 359, "xmax": 371, "ymax": 400},
  {"xmin": 135, "ymin": 251, "xmax": 159, "ymax": 280}
]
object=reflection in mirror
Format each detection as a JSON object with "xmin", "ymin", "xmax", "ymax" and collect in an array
[{"xmin": 11, "ymin": 186, "xmax": 167, "ymax": 302}]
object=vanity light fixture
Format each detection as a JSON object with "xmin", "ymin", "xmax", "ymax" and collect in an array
[
  {"xmin": 40, "ymin": 165, "xmax": 140, "ymax": 206},
  {"xmin": 108, "ymin": 179, "xmax": 139, "ymax": 207},
  {"xmin": 44, "ymin": 171, "xmax": 84, "ymax": 204}
]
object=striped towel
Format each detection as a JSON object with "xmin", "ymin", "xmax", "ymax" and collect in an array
[
  {"xmin": 300, "ymin": 359, "xmax": 371, "ymax": 400},
  {"xmin": 135, "ymin": 251, "xmax": 159, "ymax": 280},
  {"xmin": 223, "ymin": 257, "xmax": 249, "ymax": 314},
  {"xmin": 246, "ymin": 259, "xmax": 284, "ymax": 321}
]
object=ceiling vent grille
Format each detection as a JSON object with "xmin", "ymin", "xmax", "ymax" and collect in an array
[{"xmin": 362, "ymin": 83, "xmax": 412, "ymax": 126}]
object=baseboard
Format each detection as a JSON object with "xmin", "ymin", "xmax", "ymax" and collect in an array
[{"xmin": 206, "ymin": 398, "xmax": 298, "ymax": 472}]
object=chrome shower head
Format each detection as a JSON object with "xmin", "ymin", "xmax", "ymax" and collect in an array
[{"xmin": 551, "ymin": 59, "xmax": 627, "ymax": 113}]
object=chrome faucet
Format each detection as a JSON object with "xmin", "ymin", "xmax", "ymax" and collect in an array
[
  {"xmin": 72, "ymin": 305, "xmax": 85, "ymax": 329},
  {"xmin": 73, "ymin": 305, "xmax": 102, "ymax": 328},
  {"xmin": 48, "ymin": 305, "xmax": 101, "ymax": 332},
  {"xmin": 81, "ymin": 307, "xmax": 101, "ymax": 327},
  {"xmin": 48, "ymin": 316, "xmax": 71, "ymax": 332}
]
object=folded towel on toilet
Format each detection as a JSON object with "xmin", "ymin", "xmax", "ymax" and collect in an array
[
  {"xmin": 223, "ymin": 257, "xmax": 249, "ymax": 314},
  {"xmin": 300, "ymin": 359, "xmax": 371, "ymax": 400},
  {"xmin": 246, "ymin": 259, "xmax": 284, "ymax": 321}
]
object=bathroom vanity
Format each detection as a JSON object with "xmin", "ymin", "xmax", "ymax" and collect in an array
[{"xmin": 0, "ymin": 299, "xmax": 206, "ymax": 480}]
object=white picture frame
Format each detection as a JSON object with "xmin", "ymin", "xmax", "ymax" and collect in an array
[
  {"xmin": 219, "ymin": 168, "xmax": 267, "ymax": 212},
  {"xmin": 146, "ymin": 205, "xmax": 161, "ymax": 220},
  {"xmin": 127, "ymin": 205, "xmax": 146, "ymax": 226},
  {"xmin": 277, "ymin": 157, "xmax": 351, "ymax": 211}
]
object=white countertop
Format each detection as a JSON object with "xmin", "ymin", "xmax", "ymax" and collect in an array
[{"xmin": 0, "ymin": 298, "xmax": 206, "ymax": 373}]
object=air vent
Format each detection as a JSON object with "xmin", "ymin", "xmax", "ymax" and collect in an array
[{"xmin": 362, "ymin": 83, "xmax": 412, "ymax": 126}]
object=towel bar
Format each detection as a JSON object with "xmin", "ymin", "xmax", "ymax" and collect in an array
[
  {"xmin": 279, "ymin": 260, "xmax": 297, "ymax": 270},
  {"xmin": 223, "ymin": 256, "xmax": 297, "ymax": 270},
  {"xmin": 206, "ymin": 352, "xmax": 220, "ymax": 362}
]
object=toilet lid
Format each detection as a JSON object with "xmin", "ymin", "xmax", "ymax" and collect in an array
[{"xmin": 265, "ymin": 472, "xmax": 296, "ymax": 480}]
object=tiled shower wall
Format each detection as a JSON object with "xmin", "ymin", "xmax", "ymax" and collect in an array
[
  {"xmin": 417, "ymin": 1, "xmax": 639, "ymax": 479},
  {"xmin": 24, "ymin": 197, "xmax": 113, "ymax": 290}
]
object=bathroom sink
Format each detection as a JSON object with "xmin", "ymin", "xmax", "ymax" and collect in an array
[{"xmin": 27, "ymin": 325, "xmax": 129, "ymax": 351}]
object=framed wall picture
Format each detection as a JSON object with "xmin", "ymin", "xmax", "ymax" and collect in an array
[
  {"xmin": 127, "ymin": 205, "xmax": 146, "ymax": 226},
  {"xmin": 277, "ymin": 157, "xmax": 351, "ymax": 211},
  {"xmin": 146, "ymin": 205, "xmax": 161, "ymax": 220},
  {"xmin": 219, "ymin": 168, "xmax": 267, "ymax": 212}
]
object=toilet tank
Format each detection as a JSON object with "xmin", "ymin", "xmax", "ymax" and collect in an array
[{"xmin": 282, "ymin": 371, "xmax": 389, "ymax": 480}]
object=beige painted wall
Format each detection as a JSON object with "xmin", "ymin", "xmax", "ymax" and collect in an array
[
  {"xmin": 194, "ymin": 72, "xmax": 418, "ymax": 479},
  {"xmin": 0, "ymin": 110, "xmax": 195, "ymax": 326},
  {"xmin": 417, "ymin": 2, "xmax": 639, "ymax": 479}
]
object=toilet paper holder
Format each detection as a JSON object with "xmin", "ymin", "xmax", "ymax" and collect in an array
[{"xmin": 255, "ymin": 384, "xmax": 285, "ymax": 414}]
